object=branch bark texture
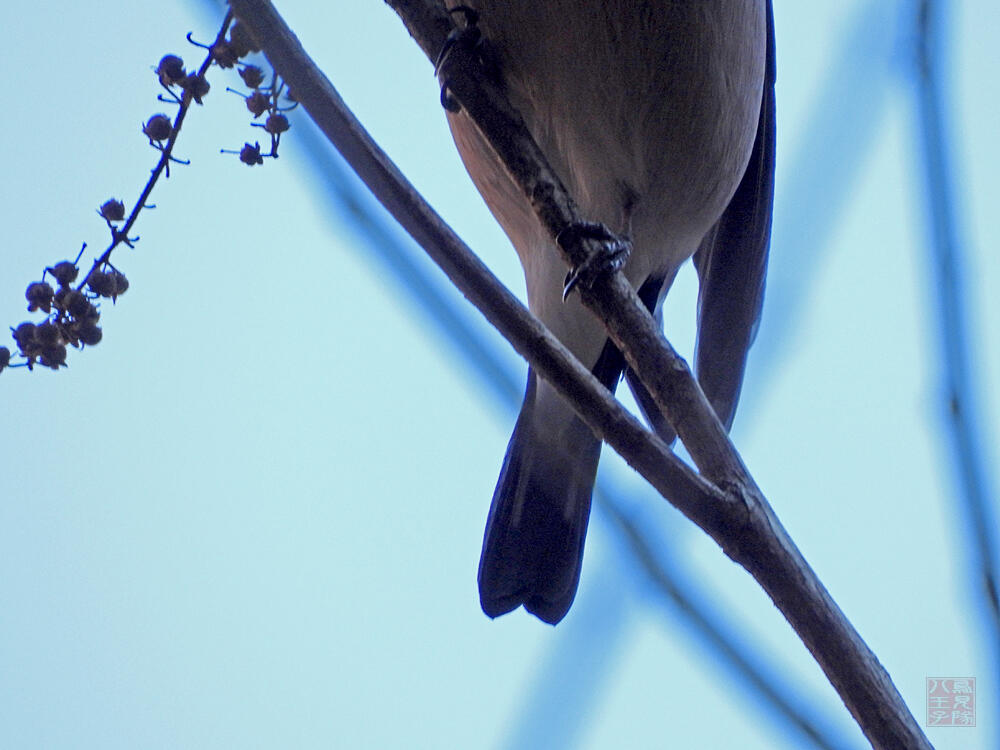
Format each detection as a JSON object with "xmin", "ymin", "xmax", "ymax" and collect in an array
[{"xmin": 228, "ymin": 1, "xmax": 932, "ymax": 746}]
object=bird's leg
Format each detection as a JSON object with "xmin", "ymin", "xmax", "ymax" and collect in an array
[{"xmin": 557, "ymin": 222, "xmax": 632, "ymax": 300}]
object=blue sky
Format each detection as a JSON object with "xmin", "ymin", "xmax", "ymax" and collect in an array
[{"xmin": 1, "ymin": 1, "xmax": 998, "ymax": 748}]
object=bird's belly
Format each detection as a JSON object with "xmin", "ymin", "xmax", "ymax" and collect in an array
[{"xmin": 474, "ymin": 0, "xmax": 767, "ymax": 273}]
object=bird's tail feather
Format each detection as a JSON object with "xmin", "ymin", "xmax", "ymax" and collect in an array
[{"xmin": 478, "ymin": 372, "xmax": 602, "ymax": 624}]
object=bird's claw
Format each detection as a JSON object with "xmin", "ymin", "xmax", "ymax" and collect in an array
[
  {"xmin": 435, "ymin": 6, "xmax": 482, "ymax": 113},
  {"xmin": 558, "ymin": 222, "xmax": 632, "ymax": 300}
]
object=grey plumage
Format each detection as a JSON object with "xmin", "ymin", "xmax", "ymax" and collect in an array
[{"xmin": 446, "ymin": 0, "xmax": 776, "ymax": 623}]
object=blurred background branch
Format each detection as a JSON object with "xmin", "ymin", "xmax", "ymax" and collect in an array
[{"xmin": 911, "ymin": 0, "xmax": 1000, "ymax": 728}]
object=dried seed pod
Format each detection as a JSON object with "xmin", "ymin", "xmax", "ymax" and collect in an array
[
  {"xmin": 53, "ymin": 287, "xmax": 70, "ymax": 310},
  {"xmin": 239, "ymin": 142, "xmax": 264, "ymax": 166},
  {"xmin": 264, "ymin": 114, "xmax": 289, "ymax": 135},
  {"xmin": 157, "ymin": 54, "xmax": 186, "ymax": 87},
  {"xmin": 26, "ymin": 282, "xmax": 55, "ymax": 313},
  {"xmin": 64, "ymin": 290, "xmax": 95, "ymax": 319},
  {"xmin": 143, "ymin": 114, "xmax": 173, "ymax": 143},
  {"xmin": 39, "ymin": 344, "xmax": 67, "ymax": 369},
  {"xmin": 100, "ymin": 199, "xmax": 126, "ymax": 223},
  {"xmin": 87, "ymin": 270, "xmax": 114, "ymax": 297},
  {"xmin": 109, "ymin": 270, "xmax": 129, "ymax": 299},
  {"xmin": 77, "ymin": 322, "xmax": 103, "ymax": 347},
  {"xmin": 12, "ymin": 322, "xmax": 38, "ymax": 353},
  {"xmin": 35, "ymin": 321, "xmax": 62, "ymax": 347},
  {"xmin": 49, "ymin": 261, "xmax": 79, "ymax": 287},
  {"xmin": 246, "ymin": 90, "xmax": 269, "ymax": 117},
  {"xmin": 239, "ymin": 65, "xmax": 265, "ymax": 90},
  {"xmin": 211, "ymin": 40, "xmax": 238, "ymax": 68},
  {"xmin": 183, "ymin": 73, "xmax": 210, "ymax": 104}
]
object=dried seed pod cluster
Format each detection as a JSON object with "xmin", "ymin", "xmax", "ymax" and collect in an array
[
  {"xmin": 220, "ymin": 21, "xmax": 295, "ymax": 167},
  {"xmin": 6, "ymin": 251, "xmax": 119, "ymax": 372},
  {"xmin": 2, "ymin": 12, "xmax": 263, "ymax": 375}
]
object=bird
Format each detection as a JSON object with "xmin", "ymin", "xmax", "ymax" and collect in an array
[{"xmin": 443, "ymin": 0, "xmax": 776, "ymax": 624}]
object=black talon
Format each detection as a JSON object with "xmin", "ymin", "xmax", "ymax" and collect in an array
[
  {"xmin": 557, "ymin": 222, "xmax": 632, "ymax": 300},
  {"xmin": 439, "ymin": 84, "xmax": 462, "ymax": 113},
  {"xmin": 435, "ymin": 6, "xmax": 483, "ymax": 113}
]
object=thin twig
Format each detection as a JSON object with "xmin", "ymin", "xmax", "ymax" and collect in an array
[
  {"xmin": 227, "ymin": 0, "xmax": 931, "ymax": 745},
  {"xmin": 79, "ymin": 10, "xmax": 234, "ymax": 292}
]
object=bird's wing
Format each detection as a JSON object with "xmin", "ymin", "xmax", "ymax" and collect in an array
[{"xmin": 691, "ymin": 0, "xmax": 776, "ymax": 430}]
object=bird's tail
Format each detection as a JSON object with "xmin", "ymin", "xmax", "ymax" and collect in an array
[{"xmin": 478, "ymin": 371, "xmax": 603, "ymax": 624}]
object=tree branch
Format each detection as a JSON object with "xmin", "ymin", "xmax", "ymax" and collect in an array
[
  {"xmin": 281, "ymin": 118, "xmax": 858, "ymax": 750},
  {"xmin": 227, "ymin": 0, "xmax": 931, "ymax": 746}
]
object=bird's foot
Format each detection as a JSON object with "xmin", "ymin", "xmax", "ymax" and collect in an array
[
  {"xmin": 558, "ymin": 222, "xmax": 632, "ymax": 300},
  {"xmin": 435, "ymin": 6, "xmax": 483, "ymax": 113}
]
